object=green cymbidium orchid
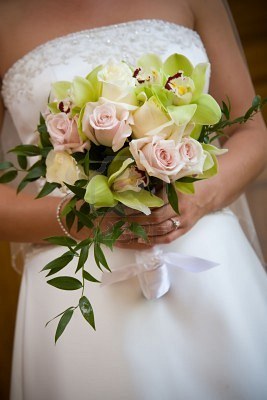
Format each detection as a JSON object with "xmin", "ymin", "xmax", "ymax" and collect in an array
[
  {"xmin": 134, "ymin": 53, "xmax": 222, "ymax": 132},
  {"xmin": 49, "ymin": 65, "xmax": 103, "ymax": 112},
  {"xmin": 84, "ymin": 149, "xmax": 164, "ymax": 215}
]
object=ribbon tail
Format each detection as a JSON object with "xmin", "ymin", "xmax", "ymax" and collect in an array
[
  {"xmin": 164, "ymin": 252, "xmax": 219, "ymax": 273},
  {"xmin": 101, "ymin": 264, "xmax": 138, "ymax": 286}
]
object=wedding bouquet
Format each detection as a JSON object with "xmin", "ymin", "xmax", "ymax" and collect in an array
[{"xmin": 1, "ymin": 53, "xmax": 265, "ymax": 342}]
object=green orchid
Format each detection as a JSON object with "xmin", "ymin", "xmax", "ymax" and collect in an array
[
  {"xmin": 49, "ymin": 65, "xmax": 103, "ymax": 112},
  {"xmin": 84, "ymin": 149, "xmax": 164, "ymax": 215},
  {"xmin": 133, "ymin": 53, "xmax": 221, "ymax": 133}
]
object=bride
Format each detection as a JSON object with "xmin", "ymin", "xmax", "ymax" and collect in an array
[{"xmin": 1, "ymin": 0, "xmax": 267, "ymax": 399}]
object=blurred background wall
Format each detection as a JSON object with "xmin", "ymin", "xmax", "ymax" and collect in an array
[
  {"xmin": 228, "ymin": 0, "xmax": 267, "ymax": 261},
  {"xmin": 0, "ymin": 1, "xmax": 266, "ymax": 398}
]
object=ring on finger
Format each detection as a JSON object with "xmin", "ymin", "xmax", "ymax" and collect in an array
[{"xmin": 169, "ymin": 217, "xmax": 181, "ymax": 230}]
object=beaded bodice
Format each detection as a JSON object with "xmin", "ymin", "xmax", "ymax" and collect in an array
[{"xmin": 1, "ymin": 19, "xmax": 209, "ymax": 151}]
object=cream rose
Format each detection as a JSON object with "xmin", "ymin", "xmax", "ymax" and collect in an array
[
  {"xmin": 46, "ymin": 150, "xmax": 87, "ymax": 185},
  {"xmin": 97, "ymin": 60, "xmax": 136, "ymax": 103},
  {"xmin": 174, "ymin": 138, "xmax": 206, "ymax": 180},
  {"xmin": 131, "ymin": 98, "xmax": 173, "ymax": 139},
  {"xmin": 46, "ymin": 113, "xmax": 90, "ymax": 153},
  {"xmin": 129, "ymin": 136, "xmax": 184, "ymax": 183},
  {"xmin": 82, "ymin": 99, "xmax": 135, "ymax": 152},
  {"xmin": 112, "ymin": 166, "xmax": 148, "ymax": 192}
]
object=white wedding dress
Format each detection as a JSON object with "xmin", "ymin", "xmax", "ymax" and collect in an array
[{"xmin": 1, "ymin": 20, "xmax": 267, "ymax": 400}]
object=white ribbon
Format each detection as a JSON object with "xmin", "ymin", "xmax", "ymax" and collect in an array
[{"xmin": 102, "ymin": 246, "xmax": 219, "ymax": 300}]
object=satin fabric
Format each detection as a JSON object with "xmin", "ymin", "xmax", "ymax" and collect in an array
[{"xmin": 1, "ymin": 20, "xmax": 267, "ymax": 400}]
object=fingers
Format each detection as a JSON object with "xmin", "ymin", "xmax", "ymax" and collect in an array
[
  {"xmin": 115, "ymin": 240, "xmax": 154, "ymax": 250},
  {"xmin": 114, "ymin": 225, "xmax": 187, "ymax": 249},
  {"xmin": 125, "ymin": 203, "xmax": 176, "ymax": 226}
]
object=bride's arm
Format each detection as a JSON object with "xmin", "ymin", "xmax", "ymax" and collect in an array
[
  {"xmin": 193, "ymin": 0, "xmax": 267, "ymax": 207},
  {"xmin": 116, "ymin": 0, "xmax": 267, "ymax": 248},
  {"xmin": 0, "ymin": 97, "xmax": 123, "ymax": 242},
  {"xmin": 0, "ymin": 98, "xmax": 64, "ymax": 242}
]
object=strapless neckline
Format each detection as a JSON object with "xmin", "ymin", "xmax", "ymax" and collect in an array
[{"xmin": 2, "ymin": 19, "xmax": 199, "ymax": 85}]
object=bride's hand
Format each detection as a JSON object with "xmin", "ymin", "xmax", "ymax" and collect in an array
[{"xmin": 114, "ymin": 179, "xmax": 218, "ymax": 249}]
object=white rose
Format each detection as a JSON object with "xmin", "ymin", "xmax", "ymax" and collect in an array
[
  {"xmin": 46, "ymin": 150, "xmax": 87, "ymax": 185},
  {"xmin": 97, "ymin": 60, "xmax": 136, "ymax": 103},
  {"xmin": 131, "ymin": 98, "xmax": 174, "ymax": 139}
]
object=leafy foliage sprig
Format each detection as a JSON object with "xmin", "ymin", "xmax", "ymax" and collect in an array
[{"xmin": 0, "ymin": 95, "xmax": 266, "ymax": 341}]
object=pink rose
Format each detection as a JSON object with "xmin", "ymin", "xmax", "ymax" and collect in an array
[
  {"xmin": 82, "ymin": 99, "xmax": 135, "ymax": 152},
  {"xmin": 174, "ymin": 138, "xmax": 206, "ymax": 180},
  {"xmin": 46, "ymin": 113, "xmax": 90, "ymax": 153},
  {"xmin": 129, "ymin": 136, "xmax": 184, "ymax": 183}
]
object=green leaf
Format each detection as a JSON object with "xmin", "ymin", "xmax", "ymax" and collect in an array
[
  {"xmin": 111, "ymin": 220, "xmax": 125, "ymax": 238},
  {"xmin": 64, "ymin": 182, "xmax": 86, "ymax": 198},
  {"xmin": 74, "ymin": 238, "xmax": 92, "ymax": 251},
  {"xmin": 0, "ymin": 170, "xmax": 18, "ymax": 183},
  {"xmin": 79, "ymin": 296, "xmax": 95, "ymax": 330},
  {"xmin": 9, "ymin": 144, "xmax": 41, "ymax": 156},
  {"xmin": 79, "ymin": 201, "xmax": 91, "ymax": 215},
  {"xmin": 39, "ymin": 130, "xmax": 52, "ymax": 148},
  {"xmin": 61, "ymin": 197, "xmax": 77, "ymax": 216},
  {"xmin": 76, "ymin": 245, "xmax": 89, "ymax": 273},
  {"xmin": 55, "ymin": 308, "xmax": 74, "ymax": 343},
  {"xmin": 0, "ymin": 161, "xmax": 14, "ymax": 170},
  {"xmin": 36, "ymin": 182, "xmax": 60, "ymax": 199},
  {"xmin": 17, "ymin": 155, "xmax": 28, "ymax": 170},
  {"xmin": 44, "ymin": 236, "xmax": 77, "ymax": 247},
  {"xmin": 75, "ymin": 179, "xmax": 88, "ymax": 187},
  {"xmin": 252, "ymin": 95, "xmax": 261, "ymax": 108},
  {"xmin": 74, "ymin": 209, "xmax": 94, "ymax": 229},
  {"xmin": 66, "ymin": 211, "xmax": 76, "ymax": 232},
  {"xmin": 221, "ymin": 100, "xmax": 230, "ymax": 119},
  {"xmin": 42, "ymin": 253, "xmax": 74, "ymax": 271},
  {"xmin": 84, "ymin": 151, "xmax": 90, "ymax": 176},
  {"xmin": 83, "ymin": 270, "xmax": 100, "ymax": 283},
  {"xmin": 47, "ymin": 276, "xmax": 82, "ymax": 290},
  {"xmin": 17, "ymin": 178, "xmax": 30, "ymax": 193},
  {"xmin": 174, "ymin": 182, "xmax": 195, "ymax": 194},
  {"xmin": 128, "ymin": 222, "xmax": 148, "ymax": 241},
  {"xmin": 24, "ymin": 164, "xmax": 46, "ymax": 180},
  {"xmin": 45, "ymin": 306, "xmax": 74, "ymax": 327},
  {"xmin": 94, "ymin": 243, "xmax": 110, "ymax": 271},
  {"xmin": 166, "ymin": 183, "xmax": 179, "ymax": 214}
]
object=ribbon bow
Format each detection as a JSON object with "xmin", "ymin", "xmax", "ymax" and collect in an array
[{"xmin": 102, "ymin": 246, "xmax": 219, "ymax": 300}]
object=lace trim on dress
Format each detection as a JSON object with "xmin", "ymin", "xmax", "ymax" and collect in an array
[{"xmin": 1, "ymin": 19, "xmax": 207, "ymax": 108}]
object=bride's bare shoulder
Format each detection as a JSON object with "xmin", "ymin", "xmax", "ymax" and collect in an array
[
  {"xmin": 0, "ymin": 0, "xmax": 195, "ymax": 77},
  {"xmin": 0, "ymin": 1, "xmax": 41, "ymax": 77}
]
